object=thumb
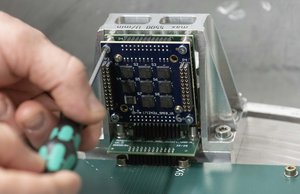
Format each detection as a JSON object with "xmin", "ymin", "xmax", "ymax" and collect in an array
[{"xmin": 0, "ymin": 123, "xmax": 44, "ymax": 172}]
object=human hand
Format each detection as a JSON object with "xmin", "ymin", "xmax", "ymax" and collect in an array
[
  {"xmin": 0, "ymin": 123, "xmax": 81, "ymax": 194},
  {"xmin": 0, "ymin": 11, "xmax": 106, "ymax": 193}
]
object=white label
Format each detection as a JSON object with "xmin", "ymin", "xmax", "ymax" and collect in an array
[{"xmin": 174, "ymin": 168, "xmax": 186, "ymax": 176}]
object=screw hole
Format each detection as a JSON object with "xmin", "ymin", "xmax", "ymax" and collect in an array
[
  {"xmin": 170, "ymin": 55, "xmax": 178, "ymax": 63},
  {"xmin": 120, "ymin": 104, "xmax": 129, "ymax": 112},
  {"xmin": 287, "ymin": 166, "xmax": 296, "ymax": 170}
]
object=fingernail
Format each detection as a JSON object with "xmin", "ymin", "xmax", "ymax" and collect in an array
[
  {"xmin": 0, "ymin": 95, "xmax": 8, "ymax": 119},
  {"xmin": 24, "ymin": 112, "xmax": 45, "ymax": 131},
  {"xmin": 88, "ymin": 92, "xmax": 104, "ymax": 112}
]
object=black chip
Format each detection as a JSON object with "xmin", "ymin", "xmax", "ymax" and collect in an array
[
  {"xmin": 120, "ymin": 66, "xmax": 134, "ymax": 79},
  {"xmin": 141, "ymin": 95, "xmax": 155, "ymax": 108},
  {"xmin": 157, "ymin": 66, "xmax": 170, "ymax": 79},
  {"xmin": 138, "ymin": 66, "xmax": 152, "ymax": 79},
  {"xmin": 158, "ymin": 81, "xmax": 172, "ymax": 94},
  {"xmin": 140, "ymin": 81, "xmax": 153, "ymax": 93},
  {"xmin": 121, "ymin": 80, "xmax": 135, "ymax": 93},
  {"xmin": 124, "ymin": 96, "xmax": 136, "ymax": 104},
  {"xmin": 160, "ymin": 96, "xmax": 173, "ymax": 108}
]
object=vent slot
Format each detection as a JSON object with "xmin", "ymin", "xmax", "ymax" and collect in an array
[
  {"xmin": 159, "ymin": 16, "xmax": 196, "ymax": 24},
  {"xmin": 115, "ymin": 16, "xmax": 151, "ymax": 24}
]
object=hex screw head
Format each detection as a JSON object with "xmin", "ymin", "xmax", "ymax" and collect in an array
[
  {"xmin": 215, "ymin": 125, "xmax": 233, "ymax": 140},
  {"xmin": 116, "ymin": 155, "xmax": 127, "ymax": 167},
  {"xmin": 111, "ymin": 113, "xmax": 119, "ymax": 123},
  {"xmin": 185, "ymin": 115, "xmax": 194, "ymax": 125},
  {"xmin": 284, "ymin": 165, "xmax": 298, "ymax": 178},
  {"xmin": 178, "ymin": 45, "xmax": 188, "ymax": 55},
  {"xmin": 114, "ymin": 54, "xmax": 123, "ymax": 62}
]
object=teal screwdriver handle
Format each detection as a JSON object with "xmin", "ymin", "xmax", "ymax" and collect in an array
[
  {"xmin": 38, "ymin": 45, "xmax": 109, "ymax": 172},
  {"xmin": 38, "ymin": 116, "xmax": 83, "ymax": 172}
]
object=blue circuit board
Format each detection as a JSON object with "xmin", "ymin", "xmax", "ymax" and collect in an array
[{"xmin": 100, "ymin": 41, "xmax": 196, "ymax": 124}]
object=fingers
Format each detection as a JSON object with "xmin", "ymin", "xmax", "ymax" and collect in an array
[
  {"xmin": 0, "ymin": 93, "xmax": 14, "ymax": 122},
  {"xmin": 0, "ymin": 93, "xmax": 19, "ymax": 132},
  {"xmin": 0, "ymin": 12, "xmax": 104, "ymax": 152},
  {"xmin": 0, "ymin": 78, "xmax": 43, "ymax": 106},
  {"xmin": 15, "ymin": 100, "xmax": 58, "ymax": 149},
  {"xmin": 0, "ymin": 124, "xmax": 44, "ymax": 172},
  {"xmin": 0, "ymin": 11, "xmax": 106, "ymax": 126},
  {"xmin": 16, "ymin": 100, "xmax": 101, "ymax": 151},
  {"xmin": 32, "ymin": 93, "xmax": 59, "ymax": 111},
  {"xmin": 79, "ymin": 122, "xmax": 102, "ymax": 151},
  {"xmin": 0, "ymin": 169, "xmax": 80, "ymax": 194},
  {"xmin": 0, "ymin": 123, "xmax": 80, "ymax": 194}
]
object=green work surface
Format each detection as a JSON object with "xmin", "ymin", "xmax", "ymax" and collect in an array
[
  {"xmin": 75, "ymin": 159, "xmax": 299, "ymax": 194},
  {"xmin": 108, "ymin": 138, "xmax": 199, "ymax": 156}
]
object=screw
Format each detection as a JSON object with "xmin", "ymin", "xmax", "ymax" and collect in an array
[
  {"xmin": 185, "ymin": 115, "xmax": 194, "ymax": 125},
  {"xmin": 114, "ymin": 54, "xmax": 123, "ymax": 62},
  {"xmin": 284, "ymin": 165, "xmax": 298, "ymax": 178},
  {"xmin": 178, "ymin": 45, "xmax": 188, "ymax": 55},
  {"xmin": 116, "ymin": 155, "xmax": 127, "ymax": 167},
  {"xmin": 215, "ymin": 125, "xmax": 233, "ymax": 140},
  {"xmin": 178, "ymin": 157, "xmax": 190, "ymax": 168},
  {"xmin": 102, "ymin": 44, "xmax": 111, "ymax": 53},
  {"xmin": 175, "ymin": 105, "xmax": 183, "ymax": 114},
  {"xmin": 111, "ymin": 113, "xmax": 119, "ymax": 123}
]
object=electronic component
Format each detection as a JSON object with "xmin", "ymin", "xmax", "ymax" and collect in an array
[
  {"xmin": 124, "ymin": 96, "xmax": 136, "ymax": 104},
  {"xmin": 157, "ymin": 66, "xmax": 171, "ymax": 80},
  {"xmin": 141, "ymin": 95, "xmax": 155, "ymax": 108},
  {"xmin": 101, "ymin": 40, "xmax": 198, "ymax": 159},
  {"xmin": 97, "ymin": 14, "xmax": 244, "ymax": 166},
  {"xmin": 140, "ymin": 81, "xmax": 153, "ymax": 93},
  {"xmin": 160, "ymin": 95, "xmax": 173, "ymax": 108},
  {"xmin": 138, "ymin": 66, "xmax": 152, "ymax": 79},
  {"xmin": 108, "ymin": 138, "xmax": 197, "ymax": 156},
  {"xmin": 120, "ymin": 66, "xmax": 134, "ymax": 79},
  {"xmin": 179, "ymin": 63, "xmax": 193, "ymax": 111},
  {"xmin": 121, "ymin": 80, "xmax": 135, "ymax": 94},
  {"xmin": 100, "ymin": 42, "xmax": 195, "ymax": 124},
  {"xmin": 158, "ymin": 81, "xmax": 172, "ymax": 94},
  {"xmin": 100, "ymin": 35, "xmax": 198, "ymax": 161}
]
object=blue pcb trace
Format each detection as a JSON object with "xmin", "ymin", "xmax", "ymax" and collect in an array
[{"xmin": 100, "ymin": 42, "xmax": 197, "ymax": 125}]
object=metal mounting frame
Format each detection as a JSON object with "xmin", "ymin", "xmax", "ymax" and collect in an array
[{"xmin": 196, "ymin": 15, "xmax": 246, "ymax": 162}]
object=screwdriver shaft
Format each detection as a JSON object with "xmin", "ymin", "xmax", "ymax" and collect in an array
[{"xmin": 89, "ymin": 45, "xmax": 110, "ymax": 86}]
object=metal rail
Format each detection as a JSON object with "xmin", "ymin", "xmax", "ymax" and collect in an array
[{"xmin": 246, "ymin": 102, "xmax": 300, "ymax": 124}]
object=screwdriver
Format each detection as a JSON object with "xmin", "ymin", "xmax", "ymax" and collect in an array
[{"xmin": 38, "ymin": 45, "xmax": 110, "ymax": 172}]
